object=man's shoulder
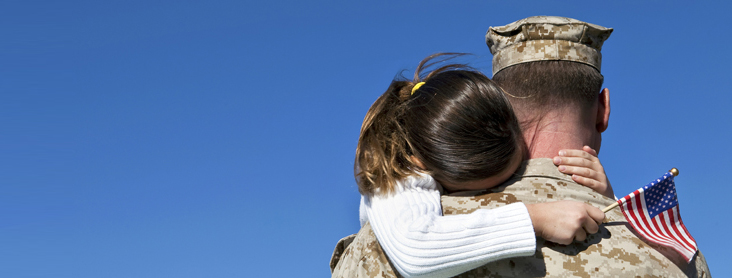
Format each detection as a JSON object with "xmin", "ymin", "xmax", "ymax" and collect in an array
[
  {"xmin": 441, "ymin": 159, "xmax": 710, "ymax": 277},
  {"xmin": 330, "ymin": 222, "xmax": 401, "ymax": 278}
]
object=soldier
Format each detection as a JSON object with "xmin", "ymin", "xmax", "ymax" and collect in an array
[{"xmin": 331, "ymin": 16, "xmax": 711, "ymax": 277}]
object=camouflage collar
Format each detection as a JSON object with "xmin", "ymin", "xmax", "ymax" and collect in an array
[{"xmin": 511, "ymin": 158, "xmax": 575, "ymax": 182}]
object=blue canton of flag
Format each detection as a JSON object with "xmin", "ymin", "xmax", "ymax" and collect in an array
[{"xmin": 643, "ymin": 175, "xmax": 678, "ymax": 218}]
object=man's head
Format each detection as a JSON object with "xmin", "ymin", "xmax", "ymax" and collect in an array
[{"xmin": 485, "ymin": 16, "xmax": 613, "ymax": 155}]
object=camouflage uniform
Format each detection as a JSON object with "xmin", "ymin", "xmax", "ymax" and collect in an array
[
  {"xmin": 330, "ymin": 223, "xmax": 400, "ymax": 278},
  {"xmin": 330, "ymin": 159, "xmax": 711, "ymax": 277}
]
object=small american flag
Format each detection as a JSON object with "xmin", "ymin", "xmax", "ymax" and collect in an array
[{"xmin": 616, "ymin": 171, "xmax": 698, "ymax": 262}]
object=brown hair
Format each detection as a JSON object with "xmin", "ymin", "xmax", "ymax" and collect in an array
[
  {"xmin": 355, "ymin": 53, "xmax": 522, "ymax": 195},
  {"xmin": 492, "ymin": 61, "xmax": 604, "ymax": 116}
]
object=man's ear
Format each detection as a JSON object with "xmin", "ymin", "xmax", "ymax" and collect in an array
[
  {"xmin": 596, "ymin": 88, "xmax": 610, "ymax": 133},
  {"xmin": 410, "ymin": 156, "xmax": 426, "ymax": 170}
]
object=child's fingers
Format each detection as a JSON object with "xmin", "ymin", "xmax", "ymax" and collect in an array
[
  {"xmin": 554, "ymin": 156, "xmax": 596, "ymax": 168},
  {"xmin": 582, "ymin": 146, "xmax": 598, "ymax": 156},
  {"xmin": 586, "ymin": 205, "xmax": 606, "ymax": 224},
  {"xmin": 570, "ymin": 174, "xmax": 603, "ymax": 191},
  {"xmin": 583, "ymin": 216, "xmax": 600, "ymax": 234},
  {"xmin": 557, "ymin": 149, "xmax": 599, "ymax": 162},
  {"xmin": 557, "ymin": 149, "xmax": 593, "ymax": 158},
  {"xmin": 574, "ymin": 229, "xmax": 587, "ymax": 242},
  {"xmin": 557, "ymin": 164, "xmax": 590, "ymax": 176},
  {"xmin": 555, "ymin": 147, "xmax": 613, "ymax": 199},
  {"xmin": 554, "ymin": 157, "xmax": 605, "ymax": 177},
  {"xmin": 557, "ymin": 165, "xmax": 601, "ymax": 180}
]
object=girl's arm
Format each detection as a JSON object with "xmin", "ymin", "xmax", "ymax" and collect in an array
[
  {"xmin": 361, "ymin": 173, "xmax": 536, "ymax": 278},
  {"xmin": 553, "ymin": 145, "xmax": 615, "ymax": 199},
  {"xmin": 362, "ymin": 172, "xmax": 605, "ymax": 278}
]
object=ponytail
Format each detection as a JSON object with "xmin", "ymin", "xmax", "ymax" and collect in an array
[{"xmin": 355, "ymin": 80, "xmax": 419, "ymax": 195}]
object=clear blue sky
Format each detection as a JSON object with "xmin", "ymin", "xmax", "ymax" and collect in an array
[{"xmin": 2, "ymin": 1, "xmax": 730, "ymax": 277}]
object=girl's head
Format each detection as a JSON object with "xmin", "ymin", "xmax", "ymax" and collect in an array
[{"xmin": 356, "ymin": 53, "xmax": 524, "ymax": 195}]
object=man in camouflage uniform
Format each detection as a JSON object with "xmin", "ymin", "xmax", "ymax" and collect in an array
[{"xmin": 331, "ymin": 16, "xmax": 711, "ymax": 277}]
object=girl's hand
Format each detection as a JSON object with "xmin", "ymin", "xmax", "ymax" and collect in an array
[
  {"xmin": 553, "ymin": 146, "xmax": 615, "ymax": 199},
  {"xmin": 526, "ymin": 201, "xmax": 605, "ymax": 245}
]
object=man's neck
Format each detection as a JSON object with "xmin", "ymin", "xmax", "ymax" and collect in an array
[{"xmin": 520, "ymin": 111, "xmax": 598, "ymax": 159}]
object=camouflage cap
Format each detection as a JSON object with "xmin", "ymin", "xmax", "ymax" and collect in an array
[{"xmin": 486, "ymin": 16, "xmax": 613, "ymax": 75}]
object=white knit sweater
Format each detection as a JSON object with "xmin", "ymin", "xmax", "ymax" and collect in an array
[{"xmin": 359, "ymin": 173, "xmax": 536, "ymax": 278}]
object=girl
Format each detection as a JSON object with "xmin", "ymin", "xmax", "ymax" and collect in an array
[{"xmin": 356, "ymin": 54, "xmax": 609, "ymax": 278}]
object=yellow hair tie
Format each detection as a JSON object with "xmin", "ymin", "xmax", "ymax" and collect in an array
[{"xmin": 411, "ymin": 82, "xmax": 425, "ymax": 95}]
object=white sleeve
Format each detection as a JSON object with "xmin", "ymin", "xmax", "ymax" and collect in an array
[{"xmin": 360, "ymin": 173, "xmax": 536, "ymax": 278}]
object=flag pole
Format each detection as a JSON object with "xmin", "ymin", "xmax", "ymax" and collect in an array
[
  {"xmin": 602, "ymin": 201, "xmax": 619, "ymax": 213},
  {"xmin": 602, "ymin": 168, "xmax": 679, "ymax": 213}
]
